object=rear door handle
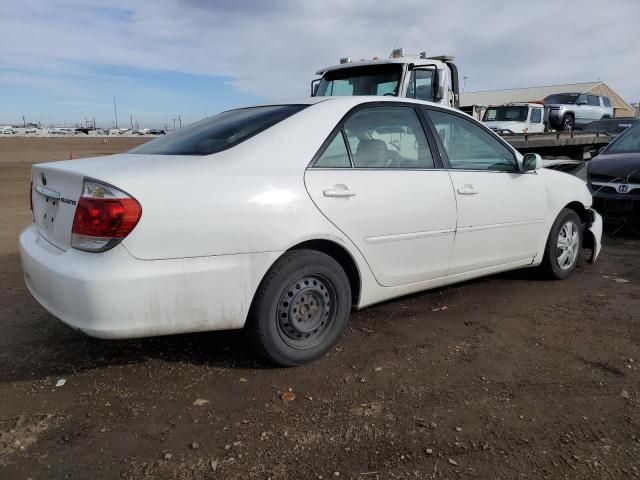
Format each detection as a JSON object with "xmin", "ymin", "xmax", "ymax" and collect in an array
[
  {"xmin": 323, "ymin": 184, "xmax": 357, "ymax": 198},
  {"xmin": 457, "ymin": 184, "xmax": 479, "ymax": 195}
]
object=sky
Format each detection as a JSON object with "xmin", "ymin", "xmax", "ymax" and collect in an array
[{"xmin": 1, "ymin": 0, "xmax": 639, "ymax": 128}]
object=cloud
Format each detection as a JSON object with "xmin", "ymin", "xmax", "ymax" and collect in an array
[{"xmin": 1, "ymin": 0, "xmax": 638, "ymax": 116}]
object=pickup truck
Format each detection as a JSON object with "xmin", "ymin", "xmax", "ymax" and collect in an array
[{"xmin": 482, "ymin": 103, "xmax": 546, "ymax": 134}]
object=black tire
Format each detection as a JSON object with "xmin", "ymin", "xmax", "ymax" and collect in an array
[
  {"xmin": 246, "ymin": 249, "xmax": 352, "ymax": 366},
  {"xmin": 540, "ymin": 208, "xmax": 582, "ymax": 279},
  {"xmin": 561, "ymin": 114, "xmax": 574, "ymax": 131}
]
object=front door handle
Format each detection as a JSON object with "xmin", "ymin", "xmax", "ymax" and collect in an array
[
  {"xmin": 457, "ymin": 184, "xmax": 479, "ymax": 195},
  {"xmin": 323, "ymin": 184, "xmax": 357, "ymax": 198}
]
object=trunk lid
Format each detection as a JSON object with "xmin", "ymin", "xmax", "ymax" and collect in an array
[{"xmin": 31, "ymin": 165, "xmax": 85, "ymax": 251}]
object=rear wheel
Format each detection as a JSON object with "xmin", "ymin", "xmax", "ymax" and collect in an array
[
  {"xmin": 561, "ymin": 114, "xmax": 574, "ymax": 131},
  {"xmin": 247, "ymin": 249, "xmax": 351, "ymax": 366},
  {"xmin": 540, "ymin": 209, "xmax": 582, "ymax": 279}
]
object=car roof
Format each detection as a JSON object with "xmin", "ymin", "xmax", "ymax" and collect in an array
[{"xmin": 245, "ymin": 95, "xmax": 458, "ymax": 113}]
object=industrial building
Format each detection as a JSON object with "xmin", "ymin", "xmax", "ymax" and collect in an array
[{"xmin": 460, "ymin": 81, "xmax": 635, "ymax": 119}]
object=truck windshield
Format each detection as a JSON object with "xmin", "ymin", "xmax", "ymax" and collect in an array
[
  {"xmin": 316, "ymin": 64, "xmax": 402, "ymax": 97},
  {"xmin": 483, "ymin": 106, "xmax": 529, "ymax": 122},
  {"xmin": 544, "ymin": 93, "xmax": 579, "ymax": 105}
]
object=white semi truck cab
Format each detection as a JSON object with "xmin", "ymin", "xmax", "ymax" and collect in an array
[{"xmin": 312, "ymin": 48, "xmax": 460, "ymax": 109}]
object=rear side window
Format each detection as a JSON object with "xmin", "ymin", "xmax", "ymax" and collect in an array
[
  {"xmin": 128, "ymin": 105, "xmax": 306, "ymax": 155},
  {"xmin": 315, "ymin": 133, "xmax": 351, "ymax": 168},
  {"xmin": 587, "ymin": 95, "xmax": 600, "ymax": 106},
  {"xmin": 603, "ymin": 96, "xmax": 612, "ymax": 107},
  {"xmin": 344, "ymin": 106, "xmax": 435, "ymax": 169}
]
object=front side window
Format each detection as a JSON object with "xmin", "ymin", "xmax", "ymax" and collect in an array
[
  {"xmin": 606, "ymin": 123, "xmax": 640, "ymax": 154},
  {"xmin": 603, "ymin": 96, "xmax": 612, "ymax": 107},
  {"xmin": 425, "ymin": 109, "xmax": 518, "ymax": 172},
  {"xmin": 343, "ymin": 106, "xmax": 434, "ymax": 169},
  {"xmin": 530, "ymin": 108, "xmax": 542, "ymax": 123},
  {"xmin": 128, "ymin": 105, "xmax": 306, "ymax": 155},
  {"xmin": 406, "ymin": 69, "xmax": 435, "ymax": 102},
  {"xmin": 316, "ymin": 64, "xmax": 402, "ymax": 97}
]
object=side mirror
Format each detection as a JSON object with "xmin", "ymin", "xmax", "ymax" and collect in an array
[
  {"xmin": 311, "ymin": 79, "xmax": 320, "ymax": 96},
  {"xmin": 523, "ymin": 153, "xmax": 542, "ymax": 172}
]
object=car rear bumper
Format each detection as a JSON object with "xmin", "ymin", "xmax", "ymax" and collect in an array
[{"xmin": 19, "ymin": 224, "xmax": 280, "ymax": 339}]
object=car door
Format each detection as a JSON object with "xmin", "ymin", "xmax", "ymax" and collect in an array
[
  {"xmin": 575, "ymin": 94, "xmax": 594, "ymax": 126},
  {"xmin": 422, "ymin": 107, "xmax": 547, "ymax": 276},
  {"xmin": 529, "ymin": 107, "xmax": 545, "ymax": 132},
  {"xmin": 587, "ymin": 95, "xmax": 602, "ymax": 121},
  {"xmin": 304, "ymin": 104, "xmax": 457, "ymax": 287}
]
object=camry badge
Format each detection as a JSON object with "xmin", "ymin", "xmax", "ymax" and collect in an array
[{"xmin": 40, "ymin": 172, "xmax": 47, "ymax": 186}]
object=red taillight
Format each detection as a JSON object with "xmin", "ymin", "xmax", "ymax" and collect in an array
[
  {"xmin": 71, "ymin": 178, "xmax": 141, "ymax": 252},
  {"xmin": 72, "ymin": 197, "xmax": 141, "ymax": 238}
]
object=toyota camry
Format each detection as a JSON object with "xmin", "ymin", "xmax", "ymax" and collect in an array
[{"xmin": 20, "ymin": 96, "xmax": 602, "ymax": 366}]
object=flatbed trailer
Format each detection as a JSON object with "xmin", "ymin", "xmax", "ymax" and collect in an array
[{"xmin": 500, "ymin": 130, "xmax": 614, "ymax": 160}]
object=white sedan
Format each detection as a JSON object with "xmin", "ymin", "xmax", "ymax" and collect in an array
[{"xmin": 20, "ymin": 97, "xmax": 602, "ymax": 366}]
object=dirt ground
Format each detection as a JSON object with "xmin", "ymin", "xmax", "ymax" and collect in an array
[{"xmin": 0, "ymin": 137, "xmax": 639, "ymax": 479}]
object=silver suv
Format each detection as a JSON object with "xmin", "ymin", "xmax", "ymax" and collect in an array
[{"xmin": 545, "ymin": 93, "xmax": 613, "ymax": 131}]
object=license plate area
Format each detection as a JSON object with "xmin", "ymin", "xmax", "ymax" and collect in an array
[{"xmin": 34, "ymin": 185, "xmax": 61, "ymax": 233}]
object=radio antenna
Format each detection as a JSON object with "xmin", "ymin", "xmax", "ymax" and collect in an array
[{"xmin": 393, "ymin": 16, "xmax": 416, "ymax": 50}]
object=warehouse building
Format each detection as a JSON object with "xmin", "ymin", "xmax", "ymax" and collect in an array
[{"xmin": 460, "ymin": 81, "xmax": 635, "ymax": 119}]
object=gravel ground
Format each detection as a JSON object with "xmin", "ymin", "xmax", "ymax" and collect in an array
[{"xmin": 0, "ymin": 137, "xmax": 639, "ymax": 479}]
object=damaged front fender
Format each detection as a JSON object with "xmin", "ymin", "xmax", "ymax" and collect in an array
[{"xmin": 583, "ymin": 209, "xmax": 603, "ymax": 264}]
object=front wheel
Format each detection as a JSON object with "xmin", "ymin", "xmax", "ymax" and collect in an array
[
  {"xmin": 246, "ymin": 249, "xmax": 352, "ymax": 366},
  {"xmin": 540, "ymin": 209, "xmax": 582, "ymax": 279}
]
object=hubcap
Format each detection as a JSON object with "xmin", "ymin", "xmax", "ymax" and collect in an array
[
  {"xmin": 277, "ymin": 275, "xmax": 336, "ymax": 349},
  {"xmin": 556, "ymin": 221, "xmax": 579, "ymax": 270}
]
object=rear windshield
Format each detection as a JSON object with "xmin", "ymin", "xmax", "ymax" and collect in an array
[
  {"xmin": 544, "ymin": 93, "xmax": 579, "ymax": 105},
  {"xmin": 606, "ymin": 123, "xmax": 640, "ymax": 154},
  {"xmin": 129, "ymin": 105, "xmax": 307, "ymax": 155}
]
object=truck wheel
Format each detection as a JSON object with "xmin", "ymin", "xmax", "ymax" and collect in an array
[
  {"xmin": 561, "ymin": 114, "xmax": 574, "ymax": 131},
  {"xmin": 247, "ymin": 249, "xmax": 352, "ymax": 366},
  {"xmin": 540, "ymin": 209, "xmax": 582, "ymax": 279}
]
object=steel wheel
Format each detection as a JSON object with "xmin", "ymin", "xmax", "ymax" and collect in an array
[
  {"xmin": 277, "ymin": 274, "xmax": 336, "ymax": 349},
  {"xmin": 556, "ymin": 220, "xmax": 580, "ymax": 270}
]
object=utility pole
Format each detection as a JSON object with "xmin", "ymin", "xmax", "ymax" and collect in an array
[
  {"xmin": 22, "ymin": 115, "xmax": 26, "ymax": 127},
  {"xmin": 113, "ymin": 97, "xmax": 118, "ymax": 129},
  {"xmin": 172, "ymin": 118, "xmax": 177, "ymax": 130},
  {"xmin": 178, "ymin": 115, "xmax": 182, "ymax": 128},
  {"xmin": 130, "ymin": 115, "xmax": 133, "ymax": 130}
]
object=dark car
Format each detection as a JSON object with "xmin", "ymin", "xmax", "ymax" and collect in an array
[
  {"xmin": 583, "ymin": 117, "xmax": 639, "ymax": 135},
  {"xmin": 588, "ymin": 122, "xmax": 640, "ymax": 224}
]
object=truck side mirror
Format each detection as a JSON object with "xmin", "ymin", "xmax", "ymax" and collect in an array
[
  {"xmin": 311, "ymin": 79, "xmax": 320, "ymax": 96},
  {"xmin": 434, "ymin": 68, "xmax": 445, "ymax": 102}
]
